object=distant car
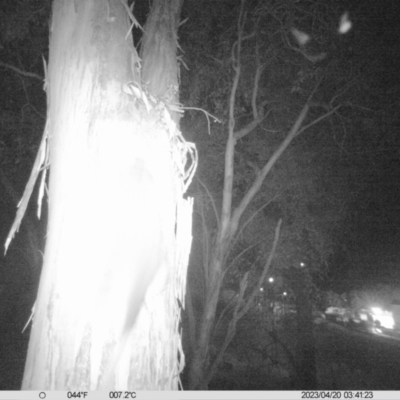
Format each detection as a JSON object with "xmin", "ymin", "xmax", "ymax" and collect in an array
[
  {"xmin": 325, "ymin": 307, "xmax": 350, "ymax": 325},
  {"xmin": 313, "ymin": 310, "xmax": 326, "ymax": 324},
  {"xmin": 370, "ymin": 307, "xmax": 395, "ymax": 330},
  {"xmin": 349, "ymin": 309, "xmax": 375, "ymax": 332}
]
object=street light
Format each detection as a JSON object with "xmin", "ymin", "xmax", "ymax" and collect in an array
[{"xmin": 268, "ymin": 277, "xmax": 274, "ymax": 283}]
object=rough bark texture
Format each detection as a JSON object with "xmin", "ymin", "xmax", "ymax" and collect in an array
[
  {"xmin": 21, "ymin": 0, "xmax": 190, "ymax": 390},
  {"xmin": 141, "ymin": 0, "xmax": 182, "ymax": 123}
]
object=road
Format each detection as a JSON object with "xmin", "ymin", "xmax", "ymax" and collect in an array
[{"xmin": 315, "ymin": 321, "xmax": 400, "ymax": 390}]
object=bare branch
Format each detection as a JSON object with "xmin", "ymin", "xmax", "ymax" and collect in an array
[
  {"xmin": 230, "ymin": 190, "xmax": 282, "ymax": 252},
  {"xmin": 206, "ymin": 219, "xmax": 282, "ymax": 387},
  {"xmin": 234, "ymin": 99, "xmax": 270, "ymax": 141},
  {"xmin": 296, "ymin": 104, "xmax": 341, "ymax": 137},
  {"xmin": 237, "ymin": 219, "xmax": 282, "ymax": 320},
  {"xmin": 230, "ymin": 102, "xmax": 310, "ymax": 237},
  {"xmin": 329, "ymin": 76, "xmax": 359, "ymax": 107},
  {"xmin": 234, "ymin": 115, "xmax": 263, "ymax": 140},
  {"xmin": 195, "ymin": 176, "xmax": 220, "ymax": 229},
  {"xmin": 227, "ymin": 75, "xmax": 330, "ymax": 236},
  {"xmin": 205, "ymin": 270, "xmax": 249, "ymax": 386},
  {"xmin": 5, "ymin": 120, "xmax": 50, "ymax": 254},
  {"xmin": 198, "ymin": 198, "xmax": 211, "ymax": 292},
  {"xmin": 213, "ymin": 260, "xmax": 256, "ymax": 335},
  {"xmin": 0, "ymin": 62, "xmax": 43, "ymax": 81},
  {"xmin": 251, "ymin": 46, "xmax": 265, "ymax": 120},
  {"xmin": 219, "ymin": 0, "xmax": 246, "ymax": 243},
  {"xmin": 223, "ymin": 239, "xmax": 264, "ymax": 277},
  {"xmin": 182, "ymin": 107, "xmax": 221, "ymax": 135},
  {"xmin": 223, "ymin": 190, "xmax": 282, "ymax": 270}
]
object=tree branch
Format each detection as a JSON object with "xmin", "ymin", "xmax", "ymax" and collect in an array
[
  {"xmin": 237, "ymin": 219, "xmax": 282, "ymax": 320},
  {"xmin": 205, "ymin": 270, "xmax": 249, "ymax": 386},
  {"xmin": 0, "ymin": 62, "xmax": 43, "ymax": 81},
  {"xmin": 251, "ymin": 44, "xmax": 265, "ymax": 120},
  {"xmin": 228, "ymin": 190, "xmax": 282, "ymax": 254},
  {"xmin": 223, "ymin": 239, "xmax": 263, "ymax": 277},
  {"xmin": 195, "ymin": 176, "xmax": 220, "ymax": 229},
  {"xmin": 219, "ymin": 0, "xmax": 246, "ymax": 243},
  {"xmin": 296, "ymin": 104, "xmax": 341, "ymax": 137},
  {"xmin": 230, "ymin": 102, "xmax": 310, "ymax": 237},
  {"xmin": 233, "ymin": 108, "xmax": 267, "ymax": 141},
  {"xmin": 205, "ymin": 219, "xmax": 282, "ymax": 387}
]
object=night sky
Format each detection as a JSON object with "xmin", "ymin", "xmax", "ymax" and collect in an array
[
  {"xmin": 0, "ymin": 0, "xmax": 398, "ymax": 288},
  {"xmin": 327, "ymin": 0, "xmax": 400, "ymax": 290},
  {"xmin": 0, "ymin": 0, "xmax": 399, "ymax": 295}
]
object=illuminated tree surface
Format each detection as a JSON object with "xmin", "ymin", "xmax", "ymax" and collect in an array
[{"xmin": 17, "ymin": 0, "xmax": 195, "ymax": 390}]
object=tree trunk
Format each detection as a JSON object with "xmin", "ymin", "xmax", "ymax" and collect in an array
[
  {"xmin": 285, "ymin": 266, "xmax": 317, "ymax": 389},
  {"xmin": 187, "ymin": 245, "xmax": 224, "ymax": 389},
  {"xmin": 21, "ymin": 0, "xmax": 192, "ymax": 390}
]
